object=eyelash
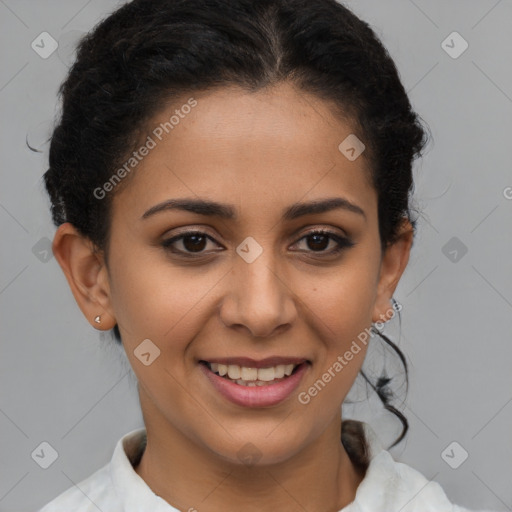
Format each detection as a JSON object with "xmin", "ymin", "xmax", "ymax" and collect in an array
[{"xmin": 161, "ymin": 229, "xmax": 355, "ymax": 258}]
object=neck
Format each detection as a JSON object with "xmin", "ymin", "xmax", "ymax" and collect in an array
[{"xmin": 133, "ymin": 402, "xmax": 365, "ymax": 512}]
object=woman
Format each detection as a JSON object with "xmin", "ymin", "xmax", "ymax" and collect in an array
[{"xmin": 38, "ymin": 0, "xmax": 496, "ymax": 510}]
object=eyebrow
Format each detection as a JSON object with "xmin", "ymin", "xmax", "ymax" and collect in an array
[{"xmin": 141, "ymin": 197, "xmax": 366, "ymax": 222}]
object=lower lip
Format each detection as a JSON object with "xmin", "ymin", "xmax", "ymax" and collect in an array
[{"xmin": 200, "ymin": 362, "xmax": 309, "ymax": 408}]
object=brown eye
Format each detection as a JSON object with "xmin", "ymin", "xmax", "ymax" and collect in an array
[
  {"xmin": 306, "ymin": 233, "xmax": 330, "ymax": 251},
  {"xmin": 181, "ymin": 233, "xmax": 207, "ymax": 252},
  {"xmin": 162, "ymin": 231, "xmax": 220, "ymax": 255},
  {"xmin": 292, "ymin": 229, "xmax": 355, "ymax": 255}
]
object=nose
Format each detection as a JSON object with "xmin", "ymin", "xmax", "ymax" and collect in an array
[{"xmin": 219, "ymin": 249, "xmax": 297, "ymax": 339}]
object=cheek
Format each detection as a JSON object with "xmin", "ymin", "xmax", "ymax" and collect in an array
[
  {"xmin": 107, "ymin": 245, "xmax": 217, "ymax": 349},
  {"xmin": 108, "ymin": 252, "xmax": 211, "ymax": 408},
  {"xmin": 302, "ymin": 258, "xmax": 379, "ymax": 345},
  {"xmin": 295, "ymin": 269, "xmax": 375, "ymax": 414}
]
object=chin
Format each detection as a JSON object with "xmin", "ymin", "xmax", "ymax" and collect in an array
[{"xmin": 205, "ymin": 429, "xmax": 308, "ymax": 467}]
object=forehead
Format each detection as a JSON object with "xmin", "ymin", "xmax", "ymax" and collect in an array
[{"xmin": 111, "ymin": 82, "xmax": 377, "ymax": 224}]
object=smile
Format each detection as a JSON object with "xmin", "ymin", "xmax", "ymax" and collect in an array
[
  {"xmin": 199, "ymin": 358, "xmax": 310, "ymax": 407},
  {"xmin": 203, "ymin": 361, "xmax": 299, "ymax": 386}
]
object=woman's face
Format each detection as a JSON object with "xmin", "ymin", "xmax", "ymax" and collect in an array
[{"xmin": 59, "ymin": 82, "xmax": 412, "ymax": 465}]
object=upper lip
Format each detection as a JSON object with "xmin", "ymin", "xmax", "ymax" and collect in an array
[{"xmin": 200, "ymin": 356, "xmax": 309, "ymax": 368}]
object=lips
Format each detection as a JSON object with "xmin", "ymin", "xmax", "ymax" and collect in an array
[{"xmin": 199, "ymin": 358, "xmax": 310, "ymax": 407}]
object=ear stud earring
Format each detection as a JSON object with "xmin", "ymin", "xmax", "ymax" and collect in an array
[{"xmin": 94, "ymin": 315, "xmax": 101, "ymax": 324}]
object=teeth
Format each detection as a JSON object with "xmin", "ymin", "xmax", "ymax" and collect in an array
[
  {"xmin": 240, "ymin": 367, "xmax": 258, "ymax": 380},
  {"xmin": 206, "ymin": 361, "xmax": 300, "ymax": 383},
  {"xmin": 235, "ymin": 379, "xmax": 269, "ymax": 387},
  {"xmin": 274, "ymin": 365, "xmax": 285, "ymax": 379},
  {"xmin": 283, "ymin": 364, "xmax": 295, "ymax": 376},
  {"xmin": 227, "ymin": 365, "xmax": 241, "ymax": 379},
  {"xmin": 257, "ymin": 367, "xmax": 276, "ymax": 382}
]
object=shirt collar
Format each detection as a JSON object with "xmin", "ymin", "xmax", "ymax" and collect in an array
[
  {"xmin": 109, "ymin": 422, "xmax": 453, "ymax": 512},
  {"xmin": 348, "ymin": 423, "xmax": 454, "ymax": 512},
  {"xmin": 110, "ymin": 427, "xmax": 179, "ymax": 512}
]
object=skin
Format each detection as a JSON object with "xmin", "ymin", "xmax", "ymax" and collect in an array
[{"xmin": 52, "ymin": 81, "xmax": 413, "ymax": 512}]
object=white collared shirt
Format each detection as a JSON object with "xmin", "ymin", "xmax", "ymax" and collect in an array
[{"xmin": 37, "ymin": 422, "xmax": 496, "ymax": 512}]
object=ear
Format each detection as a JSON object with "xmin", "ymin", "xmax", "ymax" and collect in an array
[
  {"xmin": 372, "ymin": 219, "xmax": 414, "ymax": 324},
  {"xmin": 52, "ymin": 222, "xmax": 116, "ymax": 330}
]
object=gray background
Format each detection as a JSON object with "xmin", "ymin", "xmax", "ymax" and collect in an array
[{"xmin": 0, "ymin": 0, "xmax": 511, "ymax": 511}]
